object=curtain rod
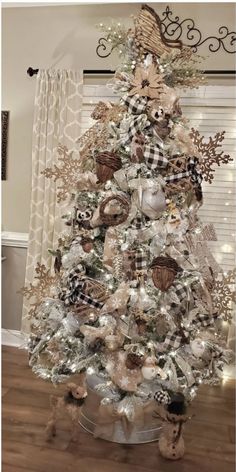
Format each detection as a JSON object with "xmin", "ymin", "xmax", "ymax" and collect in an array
[{"xmin": 27, "ymin": 67, "xmax": 236, "ymax": 77}]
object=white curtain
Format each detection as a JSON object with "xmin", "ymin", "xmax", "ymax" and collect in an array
[{"xmin": 22, "ymin": 69, "xmax": 83, "ymax": 333}]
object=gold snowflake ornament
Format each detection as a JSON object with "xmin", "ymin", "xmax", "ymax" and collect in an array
[
  {"xmin": 211, "ymin": 269, "xmax": 236, "ymax": 322},
  {"xmin": 190, "ymin": 129, "xmax": 233, "ymax": 183},
  {"xmin": 21, "ymin": 263, "xmax": 60, "ymax": 318},
  {"xmin": 42, "ymin": 144, "xmax": 81, "ymax": 203}
]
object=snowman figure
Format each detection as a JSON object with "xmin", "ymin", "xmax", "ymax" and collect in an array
[{"xmin": 157, "ymin": 393, "xmax": 188, "ymax": 460}]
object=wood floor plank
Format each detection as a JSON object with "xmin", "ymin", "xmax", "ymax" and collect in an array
[{"xmin": 2, "ymin": 345, "xmax": 235, "ymax": 472}]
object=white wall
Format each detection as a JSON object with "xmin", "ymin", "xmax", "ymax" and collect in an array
[{"xmin": 2, "ymin": 3, "xmax": 236, "ymax": 233}]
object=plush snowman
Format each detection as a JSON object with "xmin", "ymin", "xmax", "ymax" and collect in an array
[{"xmin": 141, "ymin": 356, "xmax": 167, "ymax": 380}]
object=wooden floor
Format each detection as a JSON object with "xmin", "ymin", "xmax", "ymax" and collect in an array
[{"xmin": 2, "ymin": 346, "xmax": 235, "ymax": 472}]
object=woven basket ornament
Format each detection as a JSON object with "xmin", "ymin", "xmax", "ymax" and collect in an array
[
  {"xmin": 95, "ymin": 152, "xmax": 122, "ymax": 184},
  {"xmin": 134, "ymin": 4, "xmax": 182, "ymax": 58},
  {"xmin": 75, "ymin": 278, "xmax": 108, "ymax": 315},
  {"xmin": 150, "ymin": 256, "xmax": 181, "ymax": 291},
  {"xmin": 99, "ymin": 194, "xmax": 130, "ymax": 226},
  {"xmin": 164, "ymin": 155, "xmax": 193, "ymax": 195}
]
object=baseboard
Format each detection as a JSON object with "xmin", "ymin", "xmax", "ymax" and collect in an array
[{"xmin": 1, "ymin": 329, "xmax": 27, "ymax": 347}]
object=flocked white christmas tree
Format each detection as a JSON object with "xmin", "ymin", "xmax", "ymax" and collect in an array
[{"xmin": 23, "ymin": 4, "xmax": 235, "ymax": 455}]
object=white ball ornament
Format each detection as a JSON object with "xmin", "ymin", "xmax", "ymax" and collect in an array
[
  {"xmin": 190, "ymin": 338, "xmax": 206, "ymax": 358},
  {"xmin": 138, "ymin": 188, "xmax": 166, "ymax": 219}
]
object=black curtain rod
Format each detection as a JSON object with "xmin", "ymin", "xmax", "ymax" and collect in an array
[{"xmin": 27, "ymin": 67, "xmax": 235, "ymax": 77}]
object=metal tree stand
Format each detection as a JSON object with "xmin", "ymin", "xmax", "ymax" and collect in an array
[{"xmin": 79, "ymin": 374, "xmax": 162, "ymax": 444}]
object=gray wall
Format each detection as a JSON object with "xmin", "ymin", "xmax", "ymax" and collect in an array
[{"xmin": 2, "ymin": 246, "xmax": 27, "ymax": 330}]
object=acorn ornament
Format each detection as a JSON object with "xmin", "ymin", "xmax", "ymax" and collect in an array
[
  {"xmin": 95, "ymin": 152, "xmax": 122, "ymax": 183},
  {"xmin": 150, "ymin": 256, "xmax": 181, "ymax": 291}
]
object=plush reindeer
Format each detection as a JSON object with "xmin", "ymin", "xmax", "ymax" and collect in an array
[{"xmin": 45, "ymin": 382, "xmax": 87, "ymax": 442}]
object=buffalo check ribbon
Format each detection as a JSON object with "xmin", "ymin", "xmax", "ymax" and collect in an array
[
  {"xmin": 163, "ymin": 313, "xmax": 216, "ymax": 350},
  {"xmin": 191, "ymin": 312, "xmax": 215, "ymax": 329},
  {"xmin": 60, "ymin": 267, "xmax": 104, "ymax": 309},
  {"xmin": 143, "ymin": 143, "xmax": 168, "ymax": 171},
  {"xmin": 121, "ymin": 93, "xmax": 148, "ymax": 115},
  {"xmin": 134, "ymin": 249, "xmax": 147, "ymax": 271},
  {"xmin": 163, "ymin": 331, "xmax": 183, "ymax": 350}
]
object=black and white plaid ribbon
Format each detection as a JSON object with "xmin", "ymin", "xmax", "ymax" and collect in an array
[
  {"xmin": 165, "ymin": 157, "xmax": 203, "ymax": 185},
  {"xmin": 163, "ymin": 330, "xmax": 183, "ymax": 350},
  {"xmin": 174, "ymin": 283, "xmax": 187, "ymax": 304},
  {"xmin": 143, "ymin": 143, "xmax": 168, "ymax": 171},
  {"xmin": 60, "ymin": 267, "xmax": 103, "ymax": 310},
  {"xmin": 126, "ymin": 114, "xmax": 149, "ymax": 142},
  {"xmin": 135, "ymin": 249, "xmax": 147, "ymax": 271},
  {"xmin": 191, "ymin": 313, "xmax": 215, "ymax": 329},
  {"xmin": 121, "ymin": 94, "xmax": 148, "ymax": 115}
]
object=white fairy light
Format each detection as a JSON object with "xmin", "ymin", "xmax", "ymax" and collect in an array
[
  {"xmin": 87, "ymin": 366, "xmax": 95, "ymax": 375},
  {"xmin": 70, "ymin": 363, "xmax": 77, "ymax": 372}
]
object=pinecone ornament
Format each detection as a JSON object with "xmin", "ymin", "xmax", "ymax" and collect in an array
[{"xmin": 125, "ymin": 352, "xmax": 144, "ymax": 370}]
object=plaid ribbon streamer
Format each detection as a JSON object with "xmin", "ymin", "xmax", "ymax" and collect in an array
[
  {"xmin": 191, "ymin": 313, "xmax": 215, "ymax": 329},
  {"xmin": 143, "ymin": 143, "xmax": 168, "ymax": 171},
  {"xmin": 163, "ymin": 330, "xmax": 183, "ymax": 350},
  {"xmin": 126, "ymin": 114, "xmax": 149, "ymax": 143},
  {"xmin": 174, "ymin": 283, "xmax": 187, "ymax": 304},
  {"xmin": 122, "ymin": 94, "xmax": 148, "ymax": 115},
  {"xmin": 135, "ymin": 249, "xmax": 147, "ymax": 271},
  {"xmin": 165, "ymin": 157, "xmax": 203, "ymax": 185},
  {"xmin": 60, "ymin": 268, "xmax": 103, "ymax": 310}
]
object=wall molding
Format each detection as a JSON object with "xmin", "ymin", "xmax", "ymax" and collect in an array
[
  {"xmin": 2, "ymin": 231, "xmax": 28, "ymax": 248},
  {"xmin": 1, "ymin": 329, "xmax": 28, "ymax": 347}
]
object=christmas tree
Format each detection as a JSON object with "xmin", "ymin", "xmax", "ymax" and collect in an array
[{"xmin": 23, "ymin": 4, "xmax": 235, "ymax": 453}]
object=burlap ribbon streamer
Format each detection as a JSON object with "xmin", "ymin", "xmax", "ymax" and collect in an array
[{"xmin": 94, "ymin": 397, "xmax": 154, "ymax": 440}]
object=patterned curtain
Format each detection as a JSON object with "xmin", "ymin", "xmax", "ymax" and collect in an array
[{"xmin": 22, "ymin": 69, "xmax": 83, "ymax": 333}]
